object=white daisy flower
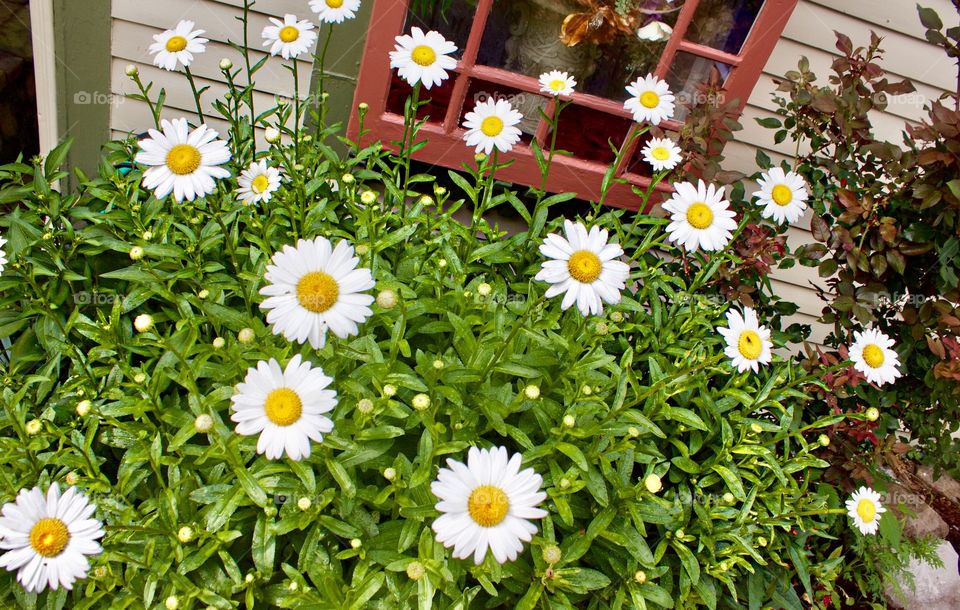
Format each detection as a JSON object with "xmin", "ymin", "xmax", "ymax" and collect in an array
[
  {"xmin": 624, "ymin": 74, "xmax": 675, "ymax": 125},
  {"xmin": 752, "ymin": 167, "xmax": 809, "ymax": 225},
  {"xmin": 0, "ymin": 233, "xmax": 7, "ymax": 274},
  {"xmin": 309, "ymin": 0, "xmax": 361, "ymax": 24},
  {"xmin": 230, "ymin": 355, "xmax": 336, "ymax": 460},
  {"xmin": 662, "ymin": 180, "xmax": 737, "ymax": 252},
  {"xmin": 0, "ymin": 484, "xmax": 104, "ymax": 593},
  {"xmin": 845, "ymin": 486, "xmax": 886, "ymax": 535},
  {"xmin": 431, "ymin": 446, "xmax": 547, "ymax": 565},
  {"xmin": 641, "ymin": 137, "xmax": 682, "ymax": 172},
  {"xmin": 389, "ymin": 27, "xmax": 458, "ymax": 90},
  {"xmin": 135, "ymin": 118, "xmax": 232, "ymax": 203},
  {"xmin": 717, "ymin": 307, "xmax": 773, "ymax": 373},
  {"xmin": 262, "ymin": 15, "xmax": 318, "ymax": 60},
  {"xmin": 462, "ymin": 98, "xmax": 523, "ymax": 155},
  {"xmin": 849, "ymin": 328, "xmax": 902, "ymax": 386},
  {"xmin": 535, "ymin": 220, "xmax": 631, "ymax": 316},
  {"xmin": 148, "ymin": 20, "xmax": 208, "ymax": 72},
  {"xmin": 237, "ymin": 160, "xmax": 282, "ymax": 205},
  {"xmin": 259, "ymin": 236, "xmax": 375, "ymax": 349},
  {"xmin": 538, "ymin": 70, "xmax": 576, "ymax": 97}
]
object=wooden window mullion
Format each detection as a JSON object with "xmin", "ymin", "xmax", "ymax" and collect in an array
[
  {"xmin": 442, "ymin": 0, "xmax": 495, "ymax": 133},
  {"xmin": 654, "ymin": 0, "xmax": 702, "ymax": 80}
]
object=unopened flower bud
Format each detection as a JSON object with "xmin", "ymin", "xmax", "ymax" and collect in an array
[
  {"xmin": 865, "ymin": 407, "xmax": 880, "ymax": 422},
  {"xmin": 350, "ymin": 538, "xmax": 362, "ymax": 549},
  {"xmin": 562, "ymin": 414, "xmax": 575, "ymax": 428},
  {"xmin": 297, "ymin": 497, "xmax": 312, "ymax": 511},
  {"xmin": 581, "ymin": 385, "xmax": 592, "ymax": 396},
  {"xmin": 288, "ymin": 581, "xmax": 298, "ymax": 591},
  {"xmin": 238, "ymin": 328, "xmax": 255, "ymax": 344},
  {"xmin": 750, "ymin": 423, "xmax": 762, "ymax": 433},
  {"xmin": 437, "ymin": 259, "xmax": 447, "ymax": 268},
  {"xmin": 65, "ymin": 472, "xmax": 79, "ymax": 486},
  {"xmin": 360, "ymin": 190, "xmax": 377, "ymax": 205},
  {"xmin": 524, "ymin": 385, "xmax": 541, "ymax": 400},
  {"xmin": 355, "ymin": 244, "xmax": 370, "ymax": 256},
  {"xmin": 129, "ymin": 246, "xmax": 145, "ymax": 260},
  {"xmin": 165, "ymin": 596, "xmax": 179, "ymax": 610},
  {"xmin": 265, "ymin": 127, "xmax": 281, "ymax": 143},
  {"xmin": 377, "ymin": 289, "xmax": 398, "ymax": 310},
  {"xmin": 76, "ymin": 400, "xmax": 92, "ymax": 417},
  {"xmin": 634, "ymin": 570, "xmax": 647, "ymax": 584},
  {"xmin": 142, "ymin": 231, "xmax": 153, "ymax": 241},
  {"xmin": 542, "ymin": 545, "xmax": 562, "ymax": 564},
  {"xmin": 125, "ymin": 64, "xmax": 138, "ymax": 77},
  {"xmin": 383, "ymin": 467, "xmax": 397, "ymax": 481},
  {"xmin": 610, "ymin": 311, "xmax": 624, "ymax": 323},
  {"xmin": 212, "ymin": 337, "xmax": 226, "ymax": 350},
  {"xmin": 406, "ymin": 561, "xmax": 425, "ymax": 580},
  {"xmin": 197, "ymin": 289, "xmax": 209, "ymax": 300},
  {"xmin": 341, "ymin": 174, "xmax": 355, "ymax": 185},
  {"xmin": 194, "ymin": 414, "xmax": 214, "ymax": 433},
  {"xmin": 644, "ymin": 474, "xmax": 662, "ymax": 494},
  {"xmin": 26, "ymin": 419, "xmax": 42, "ymax": 435},
  {"xmin": 477, "ymin": 283, "xmax": 492, "ymax": 297},
  {"xmin": 627, "ymin": 426, "xmax": 640, "ymax": 437},
  {"xmin": 134, "ymin": 314, "xmax": 153, "ymax": 332},
  {"xmin": 412, "ymin": 394, "xmax": 431, "ymax": 411},
  {"xmin": 177, "ymin": 526, "xmax": 194, "ymax": 543},
  {"xmin": 219, "ymin": 58, "xmax": 233, "ymax": 70},
  {"xmin": 818, "ymin": 434, "xmax": 830, "ymax": 447},
  {"xmin": 357, "ymin": 398, "xmax": 374, "ymax": 414},
  {"xmin": 358, "ymin": 102, "xmax": 369, "ymax": 111}
]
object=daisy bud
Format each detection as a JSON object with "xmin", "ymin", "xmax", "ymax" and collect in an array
[
  {"xmin": 750, "ymin": 423, "xmax": 762, "ymax": 433},
  {"xmin": 562, "ymin": 414, "xmax": 575, "ymax": 428},
  {"xmin": 475, "ymin": 153, "xmax": 487, "ymax": 164},
  {"xmin": 675, "ymin": 529, "xmax": 685, "ymax": 539},
  {"xmin": 129, "ymin": 246, "xmax": 145, "ymax": 260},
  {"xmin": 376, "ymin": 289, "xmax": 398, "ymax": 310},
  {"xmin": 419, "ymin": 195, "xmax": 433, "ymax": 206},
  {"xmin": 644, "ymin": 474, "xmax": 663, "ymax": 494},
  {"xmin": 437, "ymin": 259, "xmax": 447, "ymax": 268},
  {"xmin": 360, "ymin": 190, "xmax": 377, "ymax": 205},
  {"xmin": 26, "ymin": 419, "xmax": 42, "ymax": 435},
  {"xmin": 477, "ymin": 283, "xmax": 492, "ymax": 297},
  {"xmin": 358, "ymin": 102, "xmax": 369, "ymax": 111},
  {"xmin": 134, "ymin": 373, "xmax": 147, "ymax": 384},
  {"xmin": 297, "ymin": 497, "xmax": 312, "ymax": 511},
  {"xmin": 76, "ymin": 400, "xmax": 92, "ymax": 417},
  {"xmin": 355, "ymin": 244, "xmax": 370, "ymax": 256},
  {"xmin": 245, "ymin": 573, "xmax": 255, "ymax": 583},
  {"xmin": 758, "ymin": 536, "xmax": 768, "ymax": 547},
  {"xmin": 177, "ymin": 526, "xmax": 194, "ymax": 543},
  {"xmin": 383, "ymin": 467, "xmax": 397, "ymax": 481},
  {"xmin": 350, "ymin": 538, "xmax": 362, "ymax": 549},
  {"xmin": 634, "ymin": 570, "xmax": 647, "ymax": 584},
  {"xmin": 93, "ymin": 566, "xmax": 108, "ymax": 578},
  {"xmin": 212, "ymin": 337, "xmax": 226, "ymax": 350},
  {"xmin": 288, "ymin": 581, "xmax": 298, "ymax": 591},
  {"xmin": 406, "ymin": 561, "xmax": 425, "ymax": 581},
  {"xmin": 197, "ymin": 289, "xmax": 209, "ymax": 299},
  {"xmin": 219, "ymin": 58, "xmax": 233, "ymax": 70},
  {"xmin": 723, "ymin": 492, "xmax": 735, "ymax": 503},
  {"xmin": 582, "ymin": 385, "xmax": 592, "ymax": 396},
  {"xmin": 818, "ymin": 434, "xmax": 831, "ymax": 447},
  {"xmin": 595, "ymin": 321, "xmax": 609, "ymax": 335},
  {"xmin": 65, "ymin": 472, "xmax": 79, "ymax": 485},
  {"xmin": 264, "ymin": 506, "xmax": 277, "ymax": 517},
  {"xmin": 524, "ymin": 385, "xmax": 541, "ymax": 400},
  {"xmin": 610, "ymin": 311, "xmax": 624, "ymax": 323},
  {"xmin": 627, "ymin": 426, "xmax": 640, "ymax": 438},
  {"xmin": 194, "ymin": 414, "xmax": 214, "ymax": 433},
  {"xmin": 238, "ymin": 328, "xmax": 255, "ymax": 344},
  {"xmin": 559, "ymin": 477, "xmax": 571, "ymax": 489},
  {"xmin": 464, "ymin": 291, "xmax": 472, "ymax": 298},
  {"xmin": 134, "ymin": 314, "xmax": 153, "ymax": 333},
  {"xmin": 412, "ymin": 394, "xmax": 431, "ymax": 411},
  {"xmin": 435, "ymin": 186, "xmax": 447, "ymax": 196},
  {"xmin": 341, "ymin": 174, "xmax": 355, "ymax": 185},
  {"xmin": 125, "ymin": 64, "xmax": 138, "ymax": 77},
  {"xmin": 264, "ymin": 127, "xmax": 281, "ymax": 143},
  {"xmin": 542, "ymin": 545, "xmax": 562, "ymax": 564},
  {"xmin": 142, "ymin": 231, "xmax": 153, "ymax": 241},
  {"xmin": 357, "ymin": 398, "xmax": 374, "ymax": 414},
  {"xmin": 165, "ymin": 596, "xmax": 179, "ymax": 610},
  {"xmin": 432, "ymin": 359, "xmax": 444, "ymax": 370},
  {"xmin": 865, "ymin": 407, "xmax": 880, "ymax": 421}
]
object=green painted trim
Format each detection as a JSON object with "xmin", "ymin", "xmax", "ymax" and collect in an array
[
  {"xmin": 53, "ymin": 0, "xmax": 110, "ymax": 182},
  {"xmin": 306, "ymin": 2, "xmax": 373, "ymax": 145}
]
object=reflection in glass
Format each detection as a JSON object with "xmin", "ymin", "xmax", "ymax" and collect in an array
[
  {"xmin": 687, "ymin": 0, "xmax": 764, "ymax": 55},
  {"xmin": 387, "ymin": 72, "xmax": 455, "ymax": 122},
  {"xmin": 478, "ymin": 0, "xmax": 680, "ymax": 101},
  {"xmin": 665, "ymin": 52, "xmax": 731, "ymax": 122},
  {"xmin": 404, "ymin": 0, "xmax": 476, "ymax": 59},
  {"xmin": 551, "ymin": 104, "xmax": 634, "ymax": 165}
]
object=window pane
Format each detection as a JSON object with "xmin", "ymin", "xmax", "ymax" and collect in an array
[
  {"xmin": 387, "ymin": 72, "xmax": 456, "ymax": 122},
  {"xmin": 461, "ymin": 80, "xmax": 539, "ymax": 143},
  {"xmin": 405, "ymin": 0, "xmax": 476, "ymax": 59},
  {"xmin": 686, "ymin": 0, "xmax": 764, "ymax": 55},
  {"xmin": 477, "ymin": 0, "xmax": 680, "ymax": 101},
  {"xmin": 665, "ymin": 52, "xmax": 732, "ymax": 122},
  {"xmin": 551, "ymin": 104, "xmax": 634, "ymax": 165}
]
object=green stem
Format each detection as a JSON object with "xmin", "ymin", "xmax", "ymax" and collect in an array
[
  {"xmin": 314, "ymin": 25, "xmax": 334, "ymax": 137},
  {"xmin": 242, "ymin": 0, "xmax": 257, "ymax": 156},
  {"xmin": 184, "ymin": 66, "xmax": 206, "ymax": 123},
  {"xmin": 292, "ymin": 60, "xmax": 301, "ymax": 164}
]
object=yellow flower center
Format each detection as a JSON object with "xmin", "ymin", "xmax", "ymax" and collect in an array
[
  {"xmin": 686, "ymin": 202, "xmax": 713, "ymax": 230},
  {"xmin": 326, "ymin": 0, "xmax": 344, "ymax": 6},
  {"xmin": 737, "ymin": 330, "xmax": 763, "ymax": 360},
  {"xmin": 296, "ymin": 271, "xmax": 340, "ymax": 313},
  {"xmin": 166, "ymin": 144, "xmax": 202, "ymax": 176},
  {"xmin": 480, "ymin": 116, "xmax": 504, "ymax": 137},
  {"xmin": 29, "ymin": 518, "xmax": 70, "ymax": 558},
  {"xmin": 640, "ymin": 91, "xmax": 660, "ymax": 109},
  {"xmin": 862, "ymin": 344, "xmax": 885, "ymax": 369},
  {"xmin": 651, "ymin": 146, "xmax": 670, "ymax": 161},
  {"xmin": 567, "ymin": 250, "xmax": 603, "ymax": 284},
  {"xmin": 772, "ymin": 184, "xmax": 793, "ymax": 206},
  {"xmin": 264, "ymin": 388, "xmax": 303, "ymax": 426},
  {"xmin": 550, "ymin": 79, "xmax": 567, "ymax": 92},
  {"xmin": 166, "ymin": 36, "xmax": 188, "ymax": 53},
  {"xmin": 467, "ymin": 485, "xmax": 510, "ymax": 527},
  {"xmin": 411, "ymin": 45, "xmax": 437, "ymax": 67},
  {"xmin": 251, "ymin": 175, "xmax": 270, "ymax": 194},
  {"xmin": 856, "ymin": 498, "xmax": 877, "ymax": 522},
  {"xmin": 279, "ymin": 26, "xmax": 300, "ymax": 43}
]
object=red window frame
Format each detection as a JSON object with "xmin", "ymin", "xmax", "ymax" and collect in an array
[{"xmin": 348, "ymin": 0, "xmax": 799, "ymax": 212}]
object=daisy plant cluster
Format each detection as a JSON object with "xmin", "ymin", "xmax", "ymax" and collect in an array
[{"xmin": 0, "ymin": 9, "xmax": 904, "ymax": 610}]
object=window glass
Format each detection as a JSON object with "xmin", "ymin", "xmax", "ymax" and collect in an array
[
  {"xmin": 686, "ymin": 0, "xmax": 765, "ymax": 55},
  {"xmin": 478, "ymin": 0, "xmax": 680, "ymax": 101},
  {"xmin": 665, "ymin": 52, "xmax": 732, "ymax": 122},
  {"xmin": 405, "ymin": 0, "xmax": 476, "ymax": 59},
  {"xmin": 386, "ymin": 72, "xmax": 456, "ymax": 122},
  {"xmin": 550, "ymin": 104, "xmax": 634, "ymax": 165}
]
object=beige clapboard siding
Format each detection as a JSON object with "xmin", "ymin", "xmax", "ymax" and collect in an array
[{"xmin": 731, "ymin": 0, "xmax": 953, "ymax": 338}]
